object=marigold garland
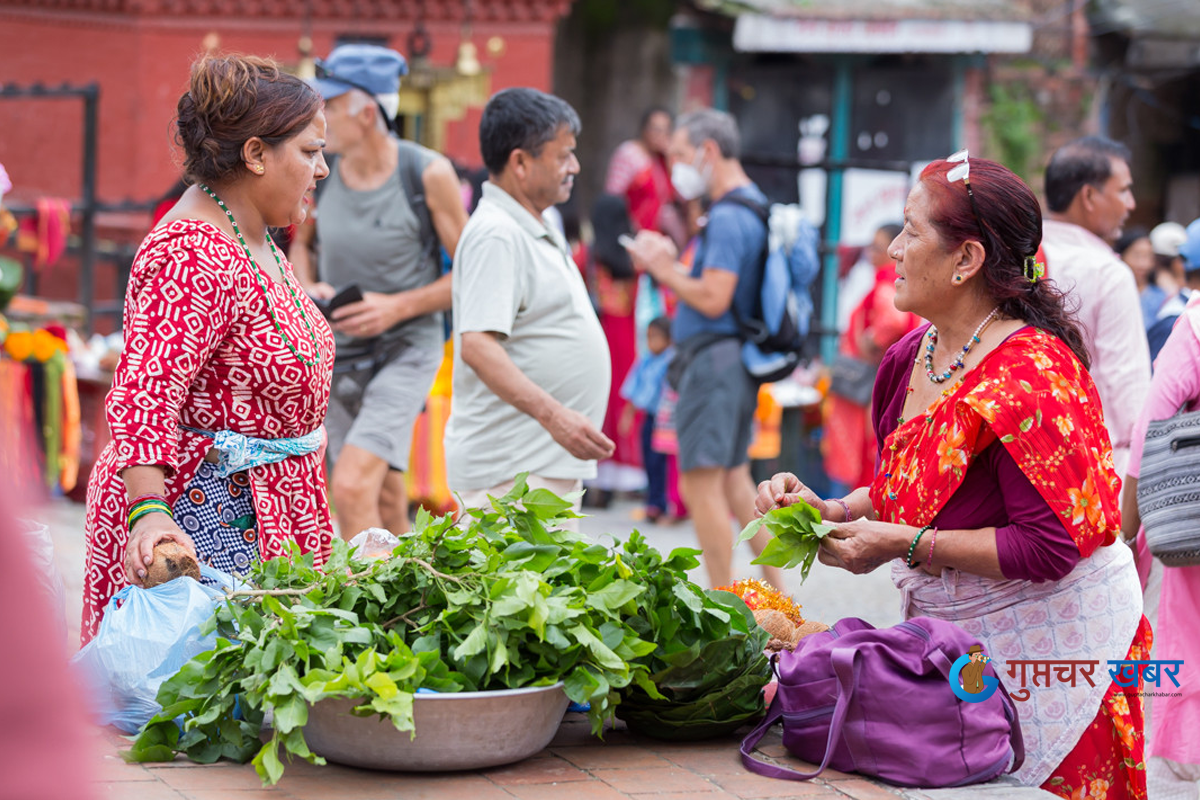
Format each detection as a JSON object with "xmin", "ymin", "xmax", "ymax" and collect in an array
[{"xmin": 715, "ymin": 578, "xmax": 805, "ymax": 627}]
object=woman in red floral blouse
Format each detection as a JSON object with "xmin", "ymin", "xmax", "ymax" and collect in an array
[
  {"xmin": 756, "ymin": 155, "xmax": 1150, "ymax": 799},
  {"xmin": 83, "ymin": 54, "xmax": 334, "ymax": 642}
]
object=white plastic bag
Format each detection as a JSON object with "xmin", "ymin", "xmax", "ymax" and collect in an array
[
  {"xmin": 348, "ymin": 527, "xmax": 401, "ymax": 560},
  {"xmin": 70, "ymin": 565, "xmax": 233, "ymax": 733}
]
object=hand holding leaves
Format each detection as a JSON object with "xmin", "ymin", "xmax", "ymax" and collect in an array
[{"xmin": 736, "ymin": 500, "xmax": 833, "ymax": 583}]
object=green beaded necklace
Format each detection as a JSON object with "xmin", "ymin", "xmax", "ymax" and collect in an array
[{"xmin": 198, "ymin": 183, "xmax": 322, "ymax": 367}]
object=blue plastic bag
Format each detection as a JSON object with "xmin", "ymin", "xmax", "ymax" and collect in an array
[{"xmin": 70, "ymin": 566, "xmax": 236, "ymax": 733}]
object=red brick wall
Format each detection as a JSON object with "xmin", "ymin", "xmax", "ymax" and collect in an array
[{"xmin": 0, "ymin": 11, "xmax": 559, "ymax": 207}]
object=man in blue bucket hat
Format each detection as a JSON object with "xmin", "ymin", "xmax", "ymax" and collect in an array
[
  {"xmin": 311, "ymin": 43, "xmax": 408, "ymax": 127},
  {"xmin": 292, "ymin": 43, "xmax": 468, "ymax": 540}
]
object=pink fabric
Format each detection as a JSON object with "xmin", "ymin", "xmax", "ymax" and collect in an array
[
  {"xmin": 1123, "ymin": 298, "xmax": 1200, "ymax": 766},
  {"xmin": 1042, "ymin": 220, "xmax": 1151, "ymax": 477},
  {"xmin": 0, "ymin": 487, "xmax": 97, "ymax": 799}
]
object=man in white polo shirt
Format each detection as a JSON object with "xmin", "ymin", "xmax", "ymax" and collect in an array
[{"xmin": 445, "ymin": 88, "xmax": 613, "ymax": 518}]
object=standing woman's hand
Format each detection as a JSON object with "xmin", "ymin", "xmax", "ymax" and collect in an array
[
  {"xmin": 753, "ymin": 472, "xmax": 830, "ymax": 518},
  {"xmin": 123, "ymin": 512, "xmax": 198, "ymax": 587}
]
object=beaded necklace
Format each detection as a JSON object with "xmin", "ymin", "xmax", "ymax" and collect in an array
[
  {"xmin": 198, "ymin": 183, "xmax": 322, "ymax": 367},
  {"xmin": 922, "ymin": 307, "xmax": 999, "ymax": 384}
]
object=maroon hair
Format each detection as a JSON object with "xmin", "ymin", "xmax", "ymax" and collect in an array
[{"xmin": 919, "ymin": 157, "xmax": 1090, "ymax": 369}]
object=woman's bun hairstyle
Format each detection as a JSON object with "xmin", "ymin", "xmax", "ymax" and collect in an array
[{"xmin": 175, "ymin": 54, "xmax": 321, "ymax": 185}]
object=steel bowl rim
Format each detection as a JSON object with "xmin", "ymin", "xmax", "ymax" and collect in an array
[{"xmin": 408, "ymin": 681, "xmax": 566, "ymax": 701}]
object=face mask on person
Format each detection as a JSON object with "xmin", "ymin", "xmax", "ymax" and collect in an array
[{"xmin": 671, "ymin": 150, "xmax": 712, "ymax": 201}]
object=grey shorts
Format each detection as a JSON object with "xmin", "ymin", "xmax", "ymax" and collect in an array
[
  {"xmin": 325, "ymin": 341, "xmax": 443, "ymax": 472},
  {"xmin": 674, "ymin": 337, "xmax": 758, "ymax": 472}
]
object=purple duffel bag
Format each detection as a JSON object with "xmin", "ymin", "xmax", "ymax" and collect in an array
[{"xmin": 741, "ymin": 617, "xmax": 1023, "ymax": 787}]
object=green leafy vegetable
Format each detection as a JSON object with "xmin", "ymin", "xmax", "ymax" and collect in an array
[
  {"xmin": 736, "ymin": 501, "xmax": 833, "ymax": 583},
  {"xmin": 614, "ymin": 533, "xmax": 771, "ymax": 740},
  {"xmin": 126, "ymin": 475, "xmax": 658, "ymax": 783}
]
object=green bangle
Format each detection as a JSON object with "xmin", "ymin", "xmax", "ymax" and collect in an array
[
  {"xmin": 127, "ymin": 498, "xmax": 172, "ymax": 522},
  {"xmin": 906, "ymin": 525, "xmax": 932, "ymax": 569},
  {"xmin": 128, "ymin": 502, "xmax": 172, "ymax": 530}
]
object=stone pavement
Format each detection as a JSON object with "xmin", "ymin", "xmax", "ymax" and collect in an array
[
  {"xmin": 39, "ymin": 497, "xmax": 1051, "ymax": 800},
  {"xmin": 91, "ymin": 711, "xmax": 1052, "ymax": 800}
]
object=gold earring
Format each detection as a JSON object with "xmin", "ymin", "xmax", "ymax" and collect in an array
[
  {"xmin": 251, "ymin": 164, "xmax": 264, "ymax": 174},
  {"xmin": 955, "ymin": 275, "xmax": 963, "ymax": 283}
]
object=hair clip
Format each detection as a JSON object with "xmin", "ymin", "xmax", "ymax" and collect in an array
[{"xmin": 1023, "ymin": 255, "xmax": 1045, "ymax": 284}]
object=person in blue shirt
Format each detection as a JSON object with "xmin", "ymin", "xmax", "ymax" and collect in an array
[
  {"xmin": 618, "ymin": 316, "xmax": 674, "ymax": 522},
  {"xmin": 626, "ymin": 108, "xmax": 784, "ymax": 591}
]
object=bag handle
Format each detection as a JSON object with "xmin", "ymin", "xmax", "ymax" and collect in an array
[{"xmin": 740, "ymin": 647, "xmax": 860, "ymax": 781}]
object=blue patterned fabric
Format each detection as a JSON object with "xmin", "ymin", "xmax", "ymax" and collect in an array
[
  {"xmin": 173, "ymin": 462, "xmax": 259, "ymax": 578},
  {"xmin": 182, "ymin": 426, "xmax": 324, "ymax": 478}
]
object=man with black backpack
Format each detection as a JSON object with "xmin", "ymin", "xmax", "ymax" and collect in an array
[
  {"xmin": 627, "ymin": 108, "xmax": 785, "ymax": 591},
  {"xmin": 292, "ymin": 44, "xmax": 468, "ymax": 539}
]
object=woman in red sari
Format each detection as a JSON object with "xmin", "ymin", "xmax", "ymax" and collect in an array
[
  {"xmin": 824, "ymin": 223, "xmax": 920, "ymax": 489},
  {"xmin": 757, "ymin": 155, "xmax": 1150, "ymax": 799},
  {"xmin": 594, "ymin": 109, "xmax": 686, "ymax": 497},
  {"xmin": 83, "ymin": 55, "xmax": 334, "ymax": 642}
]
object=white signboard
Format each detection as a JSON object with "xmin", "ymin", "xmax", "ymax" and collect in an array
[{"xmin": 734, "ymin": 15, "xmax": 1033, "ymax": 55}]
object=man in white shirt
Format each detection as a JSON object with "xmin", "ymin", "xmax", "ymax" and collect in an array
[
  {"xmin": 1041, "ymin": 136, "xmax": 1149, "ymax": 476},
  {"xmin": 445, "ymin": 88, "xmax": 613, "ymax": 520}
]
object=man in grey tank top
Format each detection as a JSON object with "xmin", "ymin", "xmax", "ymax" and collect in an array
[{"xmin": 293, "ymin": 44, "xmax": 467, "ymax": 539}]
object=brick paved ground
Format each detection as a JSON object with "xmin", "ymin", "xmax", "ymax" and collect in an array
[{"xmin": 89, "ymin": 711, "xmax": 1052, "ymax": 800}]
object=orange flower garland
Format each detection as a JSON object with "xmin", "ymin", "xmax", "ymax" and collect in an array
[
  {"xmin": 3, "ymin": 328, "xmax": 32, "ymax": 361},
  {"xmin": 716, "ymin": 578, "xmax": 805, "ymax": 627}
]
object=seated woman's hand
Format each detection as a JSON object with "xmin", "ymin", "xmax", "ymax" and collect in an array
[
  {"xmin": 818, "ymin": 519, "xmax": 910, "ymax": 575},
  {"xmin": 123, "ymin": 514, "xmax": 198, "ymax": 587},
  {"xmin": 754, "ymin": 472, "xmax": 829, "ymax": 518}
]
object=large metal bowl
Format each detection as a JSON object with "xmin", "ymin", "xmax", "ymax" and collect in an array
[{"xmin": 302, "ymin": 683, "xmax": 569, "ymax": 771}]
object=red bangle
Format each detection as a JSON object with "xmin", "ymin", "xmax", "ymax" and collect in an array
[
  {"xmin": 126, "ymin": 492, "xmax": 167, "ymax": 514},
  {"xmin": 926, "ymin": 527, "xmax": 939, "ymax": 569}
]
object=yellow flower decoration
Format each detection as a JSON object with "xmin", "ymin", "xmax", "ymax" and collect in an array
[
  {"xmin": 716, "ymin": 578, "xmax": 805, "ymax": 626},
  {"xmin": 1088, "ymin": 778, "xmax": 1109, "ymax": 798},
  {"xmin": 1054, "ymin": 415, "xmax": 1075, "ymax": 437}
]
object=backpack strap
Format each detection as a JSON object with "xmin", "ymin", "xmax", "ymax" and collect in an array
[
  {"xmin": 702, "ymin": 192, "xmax": 771, "ymax": 344},
  {"xmin": 396, "ymin": 139, "xmax": 442, "ymax": 279}
]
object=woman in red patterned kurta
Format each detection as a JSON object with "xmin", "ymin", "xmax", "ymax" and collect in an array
[{"xmin": 83, "ymin": 55, "xmax": 334, "ymax": 642}]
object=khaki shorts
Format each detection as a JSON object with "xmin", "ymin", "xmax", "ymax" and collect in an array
[
  {"xmin": 325, "ymin": 341, "xmax": 443, "ymax": 472},
  {"xmin": 455, "ymin": 476, "xmax": 583, "ymax": 534}
]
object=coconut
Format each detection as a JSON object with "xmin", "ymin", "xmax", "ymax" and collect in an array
[
  {"xmin": 752, "ymin": 609, "xmax": 797, "ymax": 642},
  {"xmin": 143, "ymin": 541, "xmax": 202, "ymax": 588}
]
